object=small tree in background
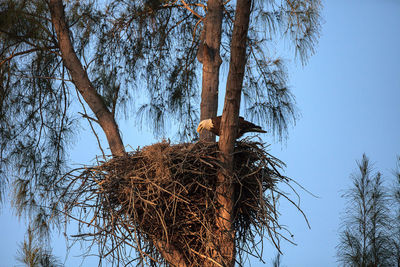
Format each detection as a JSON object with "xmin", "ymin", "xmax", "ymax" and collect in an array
[
  {"xmin": 271, "ymin": 253, "xmax": 283, "ymax": 267},
  {"xmin": 337, "ymin": 154, "xmax": 393, "ymax": 266},
  {"xmin": 391, "ymin": 156, "xmax": 400, "ymax": 266}
]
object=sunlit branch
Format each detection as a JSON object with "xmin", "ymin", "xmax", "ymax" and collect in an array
[{"xmin": 180, "ymin": 0, "xmax": 203, "ymax": 19}]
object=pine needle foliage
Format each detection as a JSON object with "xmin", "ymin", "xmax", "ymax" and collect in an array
[
  {"xmin": 391, "ymin": 156, "xmax": 400, "ymax": 266},
  {"xmin": 271, "ymin": 253, "xmax": 282, "ymax": 267},
  {"xmin": 0, "ymin": 0, "xmax": 322, "ymax": 264},
  {"xmin": 242, "ymin": 0, "xmax": 322, "ymax": 140},
  {"xmin": 337, "ymin": 154, "xmax": 393, "ymax": 267},
  {"xmin": 16, "ymin": 226, "xmax": 63, "ymax": 267},
  {"xmin": 0, "ymin": 0, "xmax": 322, "ymax": 206}
]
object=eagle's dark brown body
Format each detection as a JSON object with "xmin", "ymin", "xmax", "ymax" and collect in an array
[{"xmin": 197, "ymin": 116, "xmax": 266, "ymax": 138}]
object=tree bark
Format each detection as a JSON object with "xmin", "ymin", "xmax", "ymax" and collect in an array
[
  {"xmin": 215, "ymin": 0, "xmax": 252, "ymax": 266},
  {"xmin": 49, "ymin": 1, "xmax": 188, "ymax": 265},
  {"xmin": 198, "ymin": 0, "xmax": 223, "ymax": 142},
  {"xmin": 154, "ymin": 240, "xmax": 188, "ymax": 267},
  {"xmin": 48, "ymin": 0, "xmax": 125, "ymax": 157}
]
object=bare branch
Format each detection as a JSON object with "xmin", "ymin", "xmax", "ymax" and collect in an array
[
  {"xmin": 180, "ymin": 0, "xmax": 203, "ymax": 19},
  {"xmin": 0, "ymin": 47, "xmax": 57, "ymax": 67}
]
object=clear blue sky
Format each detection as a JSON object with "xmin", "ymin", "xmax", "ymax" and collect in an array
[{"xmin": 1, "ymin": 1, "xmax": 400, "ymax": 266}]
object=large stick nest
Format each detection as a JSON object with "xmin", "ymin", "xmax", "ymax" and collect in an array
[{"xmin": 62, "ymin": 140, "xmax": 294, "ymax": 266}]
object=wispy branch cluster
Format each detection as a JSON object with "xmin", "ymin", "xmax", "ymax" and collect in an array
[{"xmin": 55, "ymin": 140, "xmax": 299, "ymax": 266}]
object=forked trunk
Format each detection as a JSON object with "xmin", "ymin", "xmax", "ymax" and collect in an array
[{"xmin": 214, "ymin": 0, "xmax": 252, "ymax": 266}]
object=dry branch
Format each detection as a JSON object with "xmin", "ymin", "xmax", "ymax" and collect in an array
[{"xmin": 59, "ymin": 140, "xmax": 292, "ymax": 266}]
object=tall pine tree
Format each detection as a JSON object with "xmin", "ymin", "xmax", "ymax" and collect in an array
[
  {"xmin": 337, "ymin": 154, "xmax": 392, "ymax": 266},
  {"xmin": 1, "ymin": 1, "xmax": 322, "ymax": 265}
]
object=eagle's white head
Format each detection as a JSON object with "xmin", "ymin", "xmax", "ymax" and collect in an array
[{"xmin": 197, "ymin": 119, "xmax": 213, "ymax": 133}]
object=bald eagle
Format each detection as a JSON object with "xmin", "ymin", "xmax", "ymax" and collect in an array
[{"xmin": 197, "ymin": 116, "xmax": 267, "ymax": 138}]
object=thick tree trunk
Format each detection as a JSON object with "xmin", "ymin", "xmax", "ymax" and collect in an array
[
  {"xmin": 154, "ymin": 240, "xmax": 187, "ymax": 267},
  {"xmin": 215, "ymin": 0, "xmax": 252, "ymax": 266},
  {"xmin": 48, "ymin": 0, "xmax": 125, "ymax": 157},
  {"xmin": 198, "ymin": 0, "xmax": 223, "ymax": 142}
]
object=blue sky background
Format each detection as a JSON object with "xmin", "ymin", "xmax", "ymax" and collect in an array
[{"xmin": 1, "ymin": 1, "xmax": 400, "ymax": 266}]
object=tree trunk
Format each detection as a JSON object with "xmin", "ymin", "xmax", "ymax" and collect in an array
[
  {"xmin": 198, "ymin": 0, "xmax": 223, "ymax": 142},
  {"xmin": 214, "ymin": 0, "xmax": 252, "ymax": 266},
  {"xmin": 49, "ymin": 1, "xmax": 188, "ymax": 265},
  {"xmin": 48, "ymin": 0, "xmax": 125, "ymax": 157},
  {"xmin": 154, "ymin": 240, "xmax": 188, "ymax": 267}
]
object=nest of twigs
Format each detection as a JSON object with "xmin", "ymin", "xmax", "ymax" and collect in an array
[{"xmin": 63, "ymin": 140, "xmax": 293, "ymax": 266}]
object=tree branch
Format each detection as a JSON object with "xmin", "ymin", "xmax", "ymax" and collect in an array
[
  {"xmin": 48, "ymin": 0, "xmax": 125, "ymax": 157},
  {"xmin": 180, "ymin": 0, "xmax": 203, "ymax": 19},
  {"xmin": 49, "ymin": 1, "xmax": 189, "ymax": 265},
  {"xmin": 0, "ymin": 47, "xmax": 57, "ymax": 67}
]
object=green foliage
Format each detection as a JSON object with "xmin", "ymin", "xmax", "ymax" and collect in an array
[
  {"xmin": 0, "ymin": 0, "xmax": 199, "ymax": 212},
  {"xmin": 271, "ymin": 252, "xmax": 282, "ymax": 267},
  {"xmin": 391, "ymin": 156, "xmax": 400, "ymax": 265},
  {"xmin": 0, "ymin": 3, "xmax": 76, "ymax": 233},
  {"xmin": 242, "ymin": 0, "xmax": 321, "ymax": 140},
  {"xmin": 16, "ymin": 226, "xmax": 63, "ymax": 267},
  {"xmin": 93, "ymin": 0, "xmax": 201, "ymax": 139},
  {"xmin": 92, "ymin": 0, "xmax": 323, "ymax": 141},
  {"xmin": 0, "ymin": 1, "xmax": 322, "ymax": 261},
  {"xmin": 243, "ymin": 56, "xmax": 297, "ymax": 141},
  {"xmin": 260, "ymin": 0, "xmax": 322, "ymax": 64},
  {"xmin": 337, "ymin": 154, "xmax": 396, "ymax": 266}
]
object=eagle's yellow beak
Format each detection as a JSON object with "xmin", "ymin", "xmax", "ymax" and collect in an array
[{"xmin": 196, "ymin": 123, "xmax": 203, "ymax": 133}]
